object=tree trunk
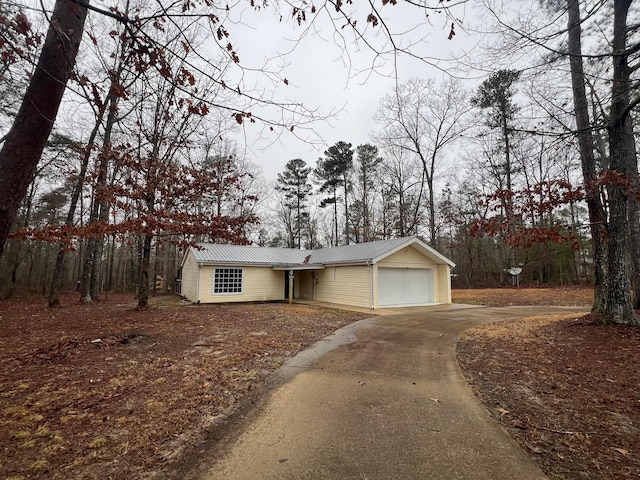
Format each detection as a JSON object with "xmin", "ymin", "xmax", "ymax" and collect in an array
[
  {"xmin": 296, "ymin": 195, "xmax": 301, "ymax": 249},
  {"xmin": 398, "ymin": 187, "xmax": 405, "ymax": 237},
  {"xmin": 333, "ymin": 187, "xmax": 338, "ymax": 246},
  {"xmin": 80, "ymin": 94, "xmax": 119, "ymax": 302},
  {"xmin": 427, "ymin": 170, "xmax": 436, "ymax": 248},
  {"xmin": 105, "ymin": 233, "xmax": 116, "ymax": 299},
  {"xmin": 626, "ymin": 136, "xmax": 640, "ymax": 309},
  {"xmin": 80, "ymin": 237, "xmax": 96, "ymax": 302},
  {"xmin": 5, "ymin": 241, "xmax": 24, "ymax": 298},
  {"xmin": 138, "ymin": 232, "xmax": 153, "ymax": 310},
  {"xmin": 603, "ymin": 0, "xmax": 637, "ymax": 325},
  {"xmin": 566, "ymin": 0, "xmax": 608, "ymax": 312},
  {"xmin": 621, "ymin": 58, "xmax": 640, "ymax": 308},
  {"xmin": 49, "ymin": 109, "xmax": 106, "ymax": 307},
  {"xmin": 501, "ymin": 105, "xmax": 517, "ymax": 272},
  {"xmin": 5, "ymin": 180, "xmax": 37, "ymax": 298},
  {"xmin": 0, "ymin": 0, "xmax": 88, "ymax": 255},
  {"xmin": 343, "ymin": 175, "xmax": 350, "ymax": 245}
]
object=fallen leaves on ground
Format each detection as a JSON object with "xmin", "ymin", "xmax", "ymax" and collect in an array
[
  {"xmin": 3, "ymin": 287, "xmax": 636, "ymax": 480},
  {"xmin": 457, "ymin": 292, "xmax": 640, "ymax": 480},
  {"xmin": 0, "ymin": 294, "xmax": 369, "ymax": 479},
  {"xmin": 452, "ymin": 286, "xmax": 593, "ymax": 307}
]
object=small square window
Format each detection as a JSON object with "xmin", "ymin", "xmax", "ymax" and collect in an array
[{"xmin": 213, "ymin": 268, "xmax": 243, "ymax": 294}]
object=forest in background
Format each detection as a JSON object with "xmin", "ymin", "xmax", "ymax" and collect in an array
[{"xmin": 0, "ymin": 1, "xmax": 638, "ymax": 322}]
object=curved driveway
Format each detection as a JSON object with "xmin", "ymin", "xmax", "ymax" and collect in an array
[{"xmin": 200, "ymin": 304, "xmax": 588, "ymax": 480}]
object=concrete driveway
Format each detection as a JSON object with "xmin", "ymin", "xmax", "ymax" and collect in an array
[{"xmin": 198, "ymin": 304, "xmax": 588, "ymax": 480}]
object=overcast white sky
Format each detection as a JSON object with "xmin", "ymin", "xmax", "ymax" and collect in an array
[
  {"xmin": 39, "ymin": 0, "xmax": 485, "ymax": 185},
  {"xmin": 222, "ymin": 1, "xmax": 482, "ymax": 181}
]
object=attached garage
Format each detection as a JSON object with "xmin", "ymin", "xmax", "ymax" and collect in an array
[{"xmin": 378, "ymin": 268, "xmax": 434, "ymax": 307}]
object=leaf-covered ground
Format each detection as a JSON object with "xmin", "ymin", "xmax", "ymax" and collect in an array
[
  {"xmin": 456, "ymin": 288, "xmax": 640, "ymax": 479},
  {"xmin": 2, "ymin": 288, "xmax": 636, "ymax": 479},
  {"xmin": 452, "ymin": 286, "xmax": 594, "ymax": 307},
  {"xmin": 0, "ymin": 294, "xmax": 368, "ymax": 479}
]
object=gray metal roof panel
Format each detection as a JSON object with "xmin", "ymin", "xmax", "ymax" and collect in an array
[
  {"xmin": 191, "ymin": 244, "xmax": 307, "ymax": 265},
  {"xmin": 189, "ymin": 237, "xmax": 455, "ymax": 268},
  {"xmin": 308, "ymin": 237, "xmax": 413, "ymax": 264}
]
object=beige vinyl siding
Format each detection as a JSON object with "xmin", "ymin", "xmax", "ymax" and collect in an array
[
  {"xmin": 197, "ymin": 266, "xmax": 284, "ymax": 303},
  {"xmin": 378, "ymin": 246, "xmax": 437, "ymax": 268},
  {"xmin": 435, "ymin": 264, "xmax": 451, "ymax": 303},
  {"xmin": 180, "ymin": 250, "xmax": 200, "ymax": 302},
  {"xmin": 314, "ymin": 265, "xmax": 372, "ymax": 308},
  {"xmin": 372, "ymin": 264, "xmax": 380, "ymax": 309}
]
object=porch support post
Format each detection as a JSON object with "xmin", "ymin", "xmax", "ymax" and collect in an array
[{"xmin": 288, "ymin": 269, "xmax": 294, "ymax": 304}]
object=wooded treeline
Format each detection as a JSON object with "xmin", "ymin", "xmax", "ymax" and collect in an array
[{"xmin": 0, "ymin": 1, "xmax": 639, "ymax": 323}]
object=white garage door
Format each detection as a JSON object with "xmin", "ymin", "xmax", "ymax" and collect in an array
[{"xmin": 378, "ymin": 268, "xmax": 434, "ymax": 307}]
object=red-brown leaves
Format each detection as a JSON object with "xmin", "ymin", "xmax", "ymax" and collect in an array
[
  {"xmin": 291, "ymin": 7, "xmax": 306, "ymax": 25},
  {"xmin": 180, "ymin": 68, "xmax": 196, "ymax": 86},
  {"xmin": 448, "ymin": 23, "xmax": 455, "ymax": 40},
  {"xmin": 225, "ymin": 43, "xmax": 240, "ymax": 63},
  {"xmin": 186, "ymin": 101, "xmax": 208, "ymax": 116},
  {"xmin": 109, "ymin": 82, "xmax": 129, "ymax": 100},
  {"xmin": 216, "ymin": 26, "xmax": 229, "ymax": 41},
  {"xmin": 233, "ymin": 112, "xmax": 254, "ymax": 124},
  {"xmin": 91, "ymin": 83, "xmax": 105, "ymax": 109},
  {"xmin": 470, "ymin": 180, "xmax": 586, "ymax": 250},
  {"xmin": 152, "ymin": 18, "xmax": 166, "ymax": 32},
  {"xmin": 182, "ymin": 0, "xmax": 196, "ymax": 12},
  {"xmin": 0, "ymin": 9, "xmax": 42, "ymax": 70},
  {"xmin": 13, "ymin": 12, "xmax": 31, "ymax": 35}
]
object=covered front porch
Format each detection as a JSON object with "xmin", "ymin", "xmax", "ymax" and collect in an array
[{"xmin": 273, "ymin": 264, "xmax": 324, "ymax": 303}]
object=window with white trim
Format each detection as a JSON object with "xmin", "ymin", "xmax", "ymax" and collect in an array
[{"xmin": 213, "ymin": 268, "xmax": 243, "ymax": 294}]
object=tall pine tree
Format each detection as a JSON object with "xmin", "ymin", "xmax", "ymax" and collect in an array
[
  {"xmin": 316, "ymin": 142, "xmax": 354, "ymax": 245},
  {"xmin": 277, "ymin": 159, "xmax": 312, "ymax": 249}
]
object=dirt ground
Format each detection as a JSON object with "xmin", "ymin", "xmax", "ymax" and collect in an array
[
  {"xmin": 452, "ymin": 286, "xmax": 595, "ymax": 307},
  {"xmin": 1, "ymin": 288, "xmax": 637, "ymax": 479},
  {"xmin": 0, "ymin": 294, "xmax": 368, "ymax": 479},
  {"xmin": 456, "ymin": 288, "xmax": 640, "ymax": 479}
]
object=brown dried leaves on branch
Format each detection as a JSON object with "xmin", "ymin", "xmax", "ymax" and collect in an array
[{"xmin": 0, "ymin": 10, "xmax": 42, "ymax": 68}]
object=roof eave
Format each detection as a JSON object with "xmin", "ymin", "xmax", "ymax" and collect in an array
[
  {"xmin": 272, "ymin": 264, "xmax": 325, "ymax": 271},
  {"xmin": 322, "ymin": 260, "xmax": 372, "ymax": 266},
  {"xmin": 194, "ymin": 261, "xmax": 279, "ymax": 267}
]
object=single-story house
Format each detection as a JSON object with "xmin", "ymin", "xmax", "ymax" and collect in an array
[{"xmin": 179, "ymin": 236, "xmax": 455, "ymax": 309}]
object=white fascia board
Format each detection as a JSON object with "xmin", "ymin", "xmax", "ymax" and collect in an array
[
  {"xmin": 197, "ymin": 261, "xmax": 275, "ymax": 267},
  {"xmin": 321, "ymin": 260, "xmax": 371, "ymax": 267},
  {"xmin": 272, "ymin": 264, "xmax": 325, "ymax": 271}
]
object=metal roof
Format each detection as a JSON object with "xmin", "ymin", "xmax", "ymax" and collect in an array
[
  {"xmin": 188, "ymin": 237, "xmax": 455, "ymax": 268},
  {"xmin": 190, "ymin": 244, "xmax": 306, "ymax": 265},
  {"xmin": 309, "ymin": 237, "xmax": 418, "ymax": 264}
]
